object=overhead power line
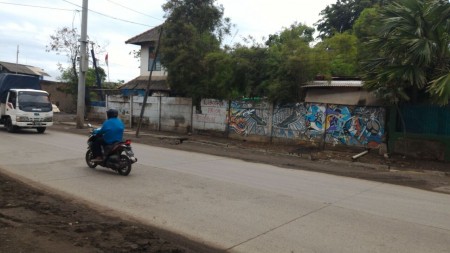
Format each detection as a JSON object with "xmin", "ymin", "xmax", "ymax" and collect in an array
[
  {"xmin": 0, "ymin": 1, "xmax": 74, "ymax": 11},
  {"xmin": 62, "ymin": 0, "xmax": 156, "ymax": 27},
  {"xmin": 0, "ymin": 1, "xmax": 160, "ymax": 28},
  {"xmin": 106, "ymin": 0, "xmax": 163, "ymax": 21}
]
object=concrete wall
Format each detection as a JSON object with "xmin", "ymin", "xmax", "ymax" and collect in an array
[
  {"xmin": 87, "ymin": 106, "xmax": 107, "ymax": 122},
  {"xmin": 227, "ymin": 100, "xmax": 272, "ymax": 142},
  {"xmin": 41, "ymin": 81, "xmax": 76, "ymax": 113},
  {"xmin": 271, "ymin": 103, "xmax": 326, "ymax": 145},
  {"xmin": 193, "ymin": 99, "xmax": 228, "ymax": 132},
  {"xmin": 325, "ymin": 105, "xmax": 385, "ymax": 148},
  {"xmin": 160, "ymin": 97, "xmax": 192, "ymax": 133},
  {"xmin": 102, "ymin": 95, "xmax": 192, "ymax": 133},
  {"xmin": 90, "ymin": 96, "xmax": 386, "ymax": 148}
]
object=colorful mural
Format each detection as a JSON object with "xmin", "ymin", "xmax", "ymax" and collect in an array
[
  {"xmin": 228, "ymin": 100, "xmax": 270, "ymax": 136},
  {"xmin": 325, "ymin": 105, "xmax": 385, "ymax": 148},
  {"xmin": 272, "ymin": 103, "xmax": 325, "ymax": 141},
  {"xmin": 271, "ymin": 103, "xmax": 385, "ymax": 147}
]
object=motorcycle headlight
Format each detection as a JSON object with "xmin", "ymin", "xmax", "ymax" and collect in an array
[{"xmin": 16, "ymin": 116, "xmax": 29, "ymax": 122}]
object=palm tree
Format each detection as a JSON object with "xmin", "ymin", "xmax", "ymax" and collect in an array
[{"xmin": 362, "ymin": 0, "xmax": 450, "ymax": 105}]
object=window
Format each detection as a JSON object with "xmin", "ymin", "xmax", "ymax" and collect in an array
[
  {"xmin": 8, "ymin": 92, "xmax": 16, "ymax": 108},
  {"xmin": 148, "ymin": 46, "xmax": 161, "ymax": 71},
  {"xmin": 18, "ymin": 91, "xmax": 50, "ymax": 103}
]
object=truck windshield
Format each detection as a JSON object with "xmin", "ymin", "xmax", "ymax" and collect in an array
[{"xmin": 18, "ymin": 91, "xmax": 52, "ymax": 112}]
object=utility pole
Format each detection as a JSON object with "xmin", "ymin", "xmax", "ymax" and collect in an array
[
  {"xmin": 136, "ymin": 26, "xmax": 163, "ymax": 137},
  {"xmin": 76, "ymin": 0, "xmax": 88, "ymax": 128},
  {"xmin": 16, "ymin": 45, "xmax": 19, "ymax": 64}
]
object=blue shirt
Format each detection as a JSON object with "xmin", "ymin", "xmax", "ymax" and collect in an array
[{"xmin": 97, "ymin": 118, "xmax": 125, "ymax": 144}]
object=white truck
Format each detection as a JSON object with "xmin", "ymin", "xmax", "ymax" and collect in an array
[{"xmin": 0, "ymin": 73, "xmax": 53, "ymax": 133}]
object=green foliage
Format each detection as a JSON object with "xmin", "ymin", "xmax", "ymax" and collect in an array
[
  {"xmin": 58, "ymin": 66, "xmax": 107, "ymax": 102},
  {"xmin": 353, "ymin": 7, "xmax": 382, "ymax": 43},
  {"xmin": 47, "ymin": 26, "xmax": 107, "ymax": 106},
  {"xmin": 263, "ymin": 23, "xmax": 318, "ymax": 103},
  {"xmin": 46, "ymin": 27, "xmax": 80, "ymax": 81},
  {"xmin": 227, "ymin": 45, "xmax": 271, "ymax": 99},
  {"xmin": 316, "ymin": 0, "xmax": 393, "ymax": 39},
  {"xmin": 314, "ymin": 32, "xmax": 359, "ymax": 77},
  {"xmin": 362, "ymin": 0, "xmax": 450, "ymax": 105},
  {"xmin": 160, "ymin": 0, "xmax": 231, "ymax": 106}
]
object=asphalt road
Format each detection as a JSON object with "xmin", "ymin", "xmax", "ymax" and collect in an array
[{"xmin": 1, "ymin": 129, "xmax": 450, "ymax": 253}]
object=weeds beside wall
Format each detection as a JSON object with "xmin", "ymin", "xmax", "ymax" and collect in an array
[{"xmin": 91, "ymin": 96, "xmax": 386, "ymax": 150}]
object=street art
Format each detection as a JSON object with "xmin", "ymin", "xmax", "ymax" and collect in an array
[
  {"xmin": 272, "ymin": 103, "xmax": 325, "ymax": 141},
  {"xmin": 325, "ymin": 105, "xmax": 385, "ymax": 148},
  {"xmin": 228, "ymin": 100, "xmax": 269, "ymax": 136},
  {"xmin": 198, "ymin": 98, "xmax": 386, "ymax": 148}
]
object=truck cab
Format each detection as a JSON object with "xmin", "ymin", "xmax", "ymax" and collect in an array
[{"xmin": 1, "ymin": 89, "xmax": 53, "ymax": 133}]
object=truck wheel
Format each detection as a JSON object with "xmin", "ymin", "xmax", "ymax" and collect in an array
[
  {"xmin": 5, "ymin": 118, "xmax": 17, "ymax": 133},
  {"xmin": 36, "ymin": 127, "xmax": 46, "ymax": 133}
]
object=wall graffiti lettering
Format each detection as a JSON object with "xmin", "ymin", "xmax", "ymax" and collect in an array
[
  {"xmin": 325, "ymin": 105, "xmax": 384, "ymax": 148},
  {"xmin": 272, "ymin": 103, "xmax": 325, "ymax": 140},
  {"xmin": 228, "ymin": 101, "xmax": 269, "ymax": 136}
]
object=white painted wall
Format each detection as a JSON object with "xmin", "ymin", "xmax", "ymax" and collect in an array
[
  {"xmin": 139, "ymin": 43, "xmax": 167, "ymax": 77},
  {"xmin": 193, "ymin": 99, "xmax": 228, "ymax": 132}
]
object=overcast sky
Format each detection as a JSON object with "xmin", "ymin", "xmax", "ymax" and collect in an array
[{"xmin": 0, "ymin": 0, "xmax": 336, "ymax": 83}]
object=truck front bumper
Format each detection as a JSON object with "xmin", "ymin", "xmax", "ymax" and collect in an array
[{"xmin": 15, "ymin": 122, "xmax": 53, "ymax": 128}]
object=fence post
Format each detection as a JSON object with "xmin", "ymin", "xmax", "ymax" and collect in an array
[
  {"xmin": 129, "ymin": 95, "xmax": 133, "ymax": 128},
  {"xmin": 190, "ymin": 98, "xmax": 194, "ymax": 133},
  {"xmin": 158, "ymin": 96, "xmax": 162, "ymax": 131},
  {"xmin": 225, "ymin": 100, "xmax": 231, "ymax": 138},
  {"xmin": 321, "ymin": 103, "xmax": 329, "ymax": 150},
  {"xmin": 268, "ymin": 101, "xmax": 274, "ymax": 144}
]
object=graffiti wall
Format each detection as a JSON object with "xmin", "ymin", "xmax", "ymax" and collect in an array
[
  {"xmin": 102, "ymin": 96, "xmax": 386, "ymax": 148},
  {"xmin": 272, "ymin": 103, "xmax": 325, "ymax": 141},
  {"xmin": 271, "ymin": 104, "xmax": 385, "ymax": 148},
  {"xmin": 228, "ymin": 100, "xmax": 271, "ymax": 136},
  {"xmin": 325, "ymin": 105, "xmax": 385, "ymax": 148}
]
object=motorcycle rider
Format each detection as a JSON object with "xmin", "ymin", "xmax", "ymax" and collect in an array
[{"xmin": 91, "ymin": 109, "xmax": 125, "ymax": 162}]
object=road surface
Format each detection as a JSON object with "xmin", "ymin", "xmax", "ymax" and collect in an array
[{"xmin": 0, "ymin": 129, "xmax": 449, "ymax": 253}]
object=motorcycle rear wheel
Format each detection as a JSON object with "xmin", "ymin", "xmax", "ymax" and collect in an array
[
  {"xmin": 117, "ymin": 155, "xmax": 132, "ymax": 176},
  {"xmin": 85, "ymin": 150, "xmax": 98, "ymax": 169}
]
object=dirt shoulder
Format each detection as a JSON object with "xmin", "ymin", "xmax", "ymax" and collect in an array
[{"xmin": 1, "ymin": 121, "xmax": 449, "ymax": 253}]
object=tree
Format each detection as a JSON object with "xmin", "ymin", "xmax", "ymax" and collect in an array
[
  {"xmin": 227, "ymin": 44, "xmax": 271, "ymax": 99},
  {"xmin": 314, "ymin": 32, "xmax": 359, "ymax": 77},
  {"xmin": 263, "ymin": 23, "xmax": 317, "ymax": 103},
  {"xmin": 316, "ymin": 0, "xmax": 393, "ymax": 39},
  {"xmin": 160, "ymin": 0, "xmax": 231, "ymax": 107},
  {"xmin": 203, "ymin": 23, "xmax": 320, "ymax": 103},
  {"xmin": 59, "ymin": 66, "xmax": 107, "ymax": 102},
  {"xmin": 362, "ymin": 0, "xmax": 450, "ymax": 105},
  {"xmin": 46, "ymin": 27, "xmax": 105, "ymax": 102},
  {"xmin": 46, "ymin": 27, "xmax": 80, "ymax": 86},
  {"xmin": 353, "ymin": 7, "xmax": 383, "ymax": 65}
]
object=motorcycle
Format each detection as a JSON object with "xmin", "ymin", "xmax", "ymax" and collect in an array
[{"xmin": 85, "ymin": 124, "xmax": 137, "ymax": 176}]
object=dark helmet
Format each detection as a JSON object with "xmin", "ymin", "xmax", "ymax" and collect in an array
[{"xmin": 106, "ymin": 109, "xmax": 118, "ymax": 119}]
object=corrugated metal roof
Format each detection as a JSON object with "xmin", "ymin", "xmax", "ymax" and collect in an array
[
  {"xmin": 303, "ymin": 80, "xmax": 363, "ymax": 88},
  {"xmin": 119, "ymin": 75, "xmax": 169, "ymax": 91},
  {"xmin": 305, "ymin": 89, "xmax": 383, "ymax": 106},
  {"xmin": 0, "ymin": 61, "xmax": 50, "ymax": 77},
  {"xmin": 125, "ymin": 25, "xmax": 162, "ymax": 45}
]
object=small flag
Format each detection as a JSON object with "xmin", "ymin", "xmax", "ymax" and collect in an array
[{"xmin": 105, "ymin": 53, "xmax": 109, "ymax": 66}]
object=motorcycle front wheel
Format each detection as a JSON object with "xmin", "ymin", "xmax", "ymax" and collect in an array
[
  {"xmin": 117, "ymin": 154, "xmax": 132, "ymax": 176},
  {"xmin": 85, "ymin": 150, "xmax": 98, "ymax": 169}
]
